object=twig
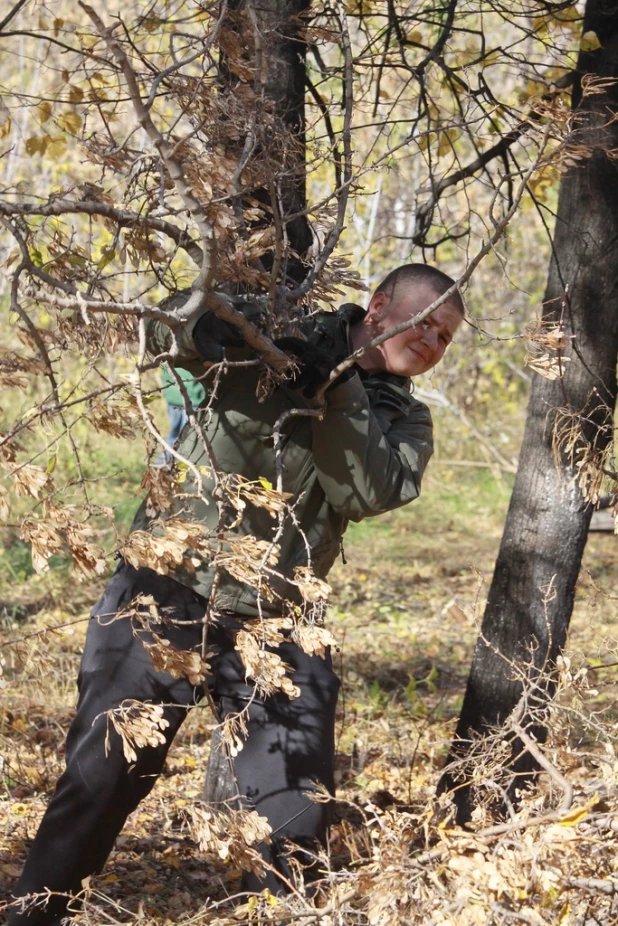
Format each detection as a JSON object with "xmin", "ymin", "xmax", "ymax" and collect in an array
[
  {"xmin": 511, "ymin": 721, "xmax": 573, "ymax": 813},
  {"xmin": 313, "ymin": 125, "xmax": 553, "ymax": 403}
]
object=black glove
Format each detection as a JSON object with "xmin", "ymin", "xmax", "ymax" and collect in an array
[
  {"xmin": 193, "ymin": 298, "xmax": 265, "ymax": 362},
  {"xmin": 274, "ymin": 337, "xmax": 358, "ymax": 398},
  {"xmin": 193, "ymin": 311, "xmax": 245, "ymax": 362}
]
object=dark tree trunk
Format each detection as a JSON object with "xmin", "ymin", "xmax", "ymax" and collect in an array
[
  {"xmin": 441, "ymin": 0, "xmax": 618, "ymax": 821},
  {"xmin": 204, "ymin": 0, "xmax": 310, "ymax": 806},
  {"xmin": 221, "ymin": 0, "xmax": 312, "ymax": 288}
]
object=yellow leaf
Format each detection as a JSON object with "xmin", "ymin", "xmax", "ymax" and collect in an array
[
  {"xmin": 532, "ymin": 16, "xmax": 549, "ymax": 38},
  {"xmin": 11, "ymin": 802, "xmax": 30, "ymax": 816},
  {"xmin": 406, "ymin": 30, "xmax": 423, "ymax": 44},
  {"xmin": 482, "ymin": 50, "xmax": 501, "ymax": 67},
  {"xmin": 57, "ymin": 111, "xmax": 82, "ymax": 134},
  {"xmin": 258, "ymin": 476, "xmax": 273, "ymax": 490},
  {"xmin": 581, "ymin": 30, "xmax": 602, "ymax": 52},
  {"xmin": 558, "ymin": 8, "xmax": 581, "ymax": 23},
  {"xmin": 559, "ymin": 805, "xmax": 588, "ymax": 826},
  {"xmin": 39, "ymin": 101, "xmax": 53, "ymax": 123},
  {"xmin": 68, "ymin": 85, "xmax": 84, "ymax": 104},
  {"xmin": 47, "ymin": 137, "xmax": 67, "ymax": 157},
  {"xmin": 25, "ymin": 135, "xmax": 48, "ymax": 156},
  {"xmin": 437, "ymin": 128, "xmax": 458, "ymax": 159},
  {"xmin": 46, "ymin": 454, "xmax": 57, "ymax": 474}
]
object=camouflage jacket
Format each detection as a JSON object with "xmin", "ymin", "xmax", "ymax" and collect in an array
[{"xmin": 130, "ymin": 300, "xmax": 433, "ymax": 616}]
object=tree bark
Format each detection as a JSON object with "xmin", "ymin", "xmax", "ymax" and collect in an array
[
  {"xmin": 203, "ymin": 0, "xmax": 310, "ymax": 806},
  {"xmin": 441, "ymin": 0, "xmax": 618, "ymax": 821},
  {"xmin": 220, "ymin": 0, "xmax": 312, "ymax": 287}
]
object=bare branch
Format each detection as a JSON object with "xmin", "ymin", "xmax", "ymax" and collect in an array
[
  {"xmin": 0, "ymin": 0, "xmax": 28, "ymax": 33},
  {"xmin": 0, "ymin": 200, "xmax": 203, "ymax": 266}
]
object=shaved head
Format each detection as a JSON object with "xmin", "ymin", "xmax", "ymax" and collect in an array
[{"xmin": 374, "ymin": 263, "xmax": 464, "ymax": 316}]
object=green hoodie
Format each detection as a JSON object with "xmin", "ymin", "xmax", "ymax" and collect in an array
[{"xmin": 160, "ymin": 364, "xmax": 206, "ymax": 408}]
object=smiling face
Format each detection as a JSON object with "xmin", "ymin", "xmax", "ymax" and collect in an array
[{"xmin": 354, "ymin": 281, "xmax": 463, "ymax": 377}]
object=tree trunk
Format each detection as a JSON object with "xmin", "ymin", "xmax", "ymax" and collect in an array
[
  {"xmin": 220, "ymin": 0, "xmax": 312, "ymax": 288},
  {"xmin": 441, "ymin": 0, "xmax": 618, "ymax": 821},
  {"xmin": 203, "ymin": 0, "xmax": 310, "ymax": 806}
]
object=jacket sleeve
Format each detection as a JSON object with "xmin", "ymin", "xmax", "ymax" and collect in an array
[
  {"xmin": 310, "ymin": 374, "xmax": 433, "ymax": 522},
  {"xmin": 145, "ymin": 292, "xmax": 266, "ymax": 372},
  {"xmin": 145, "ymin": 291, "xmax": 206, "ymax": 374}
]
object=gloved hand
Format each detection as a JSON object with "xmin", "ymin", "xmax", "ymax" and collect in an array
[
  {"xmin": 192, "ymin": 298, "xmax": 265, "ymax": 362},
  {"xmin": 193, "ymin": 311, "xmax": 245, "ymax": 361},
  {"xmin": 274, "ymin": 336, "xmax": 358, "ymax": 398}
]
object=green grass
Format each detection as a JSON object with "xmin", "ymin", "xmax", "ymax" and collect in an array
[{"xmin": 344, "ymin": 467, "xmax": 513, "ymax": 575}]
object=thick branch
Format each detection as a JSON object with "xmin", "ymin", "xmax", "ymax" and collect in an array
[
  {"xmin": 0, "ymin": 0, "xmax": 28, "ymax": 32},
  {"xmin": 0, "ymin": 200, "xmax": 203, "ymax": 266}
]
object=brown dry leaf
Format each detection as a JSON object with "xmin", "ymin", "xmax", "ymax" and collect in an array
[
  {"xmin": 0, "ymin": 352, "xmax": 47, "ymax": 389},
  {"xmin": 105, "ymin": 699, "xmax": 170, "ymax": 764},
  {"xmin": 120, "ymin": 517, "xmax": 214, "ymax": 575},
  {"xmin": 20, "ymin": 514, "xmax": 64, "ymax": 573},
  {"xmin": 242, "ymin": 616, "xmax": 293, "ymax": 646},
  {"xmin": 220, "ymin": 710, "xmax": 249, "ymax": 758},
  {"xmin": 21, "ymin": 505, "xmax": 106, "ymax": 578},
  {"xmin": 141, "ymin": 635, "xmax": 210, "ymax": 686},
  {"xmin": 524, "ymin": 319, "xmax": 574, "ymax": 381},
  {"xmin": 10, "ymin": 464, "xmax": 52, "ymax": 500},
  {"xmin": 64, "ymin": 523, "xmax": 107, "ymax": 579},
  {"xmin": 293, "ymin": 566, "xmax": 332, "ymax": 603},
  {"xmin": 292, "ymin": 622, "xmax": 337, "ymax": 658},
  {"xmin": 0, "ymin": 435, "xmax": 24, "ymax": 464},
  {"xmin": 235, "ymin": 621, "xmax": 300, "ymax": 698},
  {"xmin": 140, "ymin": 466, "xmax": 178, "ymax": 515},
  {"xmin": 526, "ymin": 352, "xmax": 570, "ymax": 380},
  {"xmin": 184, "ymin": 803, "xmax": 272, "ymax": 876},
  {"xmin": 89, "ymin": 400, "xmax": 139, "ymax": 440},
  {"xmin": 215, "ymin": 535, "xmax": 280, "ymax": 595},
  {"xmin": 220, "ymin": 473, "xmax": 292, "ymax": 520},
  {"xmin": 573, "ymin": 449, "xmax": 607, "ymax": 504}
]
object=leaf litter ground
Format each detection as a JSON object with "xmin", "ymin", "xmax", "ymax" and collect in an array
[{"xmin": 2, "ymin": 473, "xmax": 618, "ymax": 924}]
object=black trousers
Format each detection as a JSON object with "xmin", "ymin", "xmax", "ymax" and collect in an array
[{"xmin": 8, "ymin": 563, "xmax": 340, "ymax": 925}]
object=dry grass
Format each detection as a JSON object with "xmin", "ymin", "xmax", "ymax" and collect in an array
[{"xmin": 2, "ymin": 475, "xmax": 618, "ymax": 924}]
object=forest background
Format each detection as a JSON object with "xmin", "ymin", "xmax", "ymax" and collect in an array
[{"xmin": 1, "ymin": 0, "xmax": 618, "ymax": 924}]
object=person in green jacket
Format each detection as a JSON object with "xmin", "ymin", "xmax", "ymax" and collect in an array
[
  {"xmin": 159, "ymin": 364, "xmax": 206, "ymax": 463},
  {"xmin": 8, "ymin": 264, "xmax": 463, "ymax": 925}
]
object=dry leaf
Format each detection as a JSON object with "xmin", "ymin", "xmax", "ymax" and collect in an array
[{"xmin": 105, "ymin": 699, "xmax": 170, "ymax": 764}]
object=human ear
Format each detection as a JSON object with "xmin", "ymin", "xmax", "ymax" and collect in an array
[{"xmin": 367, "ymin": 291, "xmax": 389, "ymax": 322}]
